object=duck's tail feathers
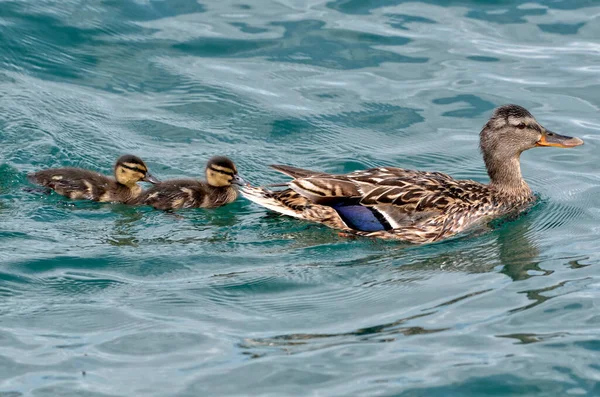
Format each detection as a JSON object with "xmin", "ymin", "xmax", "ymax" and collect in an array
[
  {"xmin": 269, "ymin": 164, "xmax": 323, "ymax": 179},
  {"xmin": 240, "ymin": 186, "xmax": 304, "ymax": 219}
]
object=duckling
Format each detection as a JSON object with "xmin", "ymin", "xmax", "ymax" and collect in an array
[
  {"xmin": 241, "ymin": 104, "xmax": 584, "ymax": 244},
  {"xmin": 134, "ymin": 156, "xmax": 245, "ymax": 210},
  {"xmin": 28, "ymin": 154, "xmax": 159, "ymax": 203}
]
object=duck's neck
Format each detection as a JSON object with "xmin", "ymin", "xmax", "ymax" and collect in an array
[
  {"xmin": 206, "ymin": 185, "xmax": 239, "ymax": 206},
  {"xmin": 117, "ymin": 180, "xmax": 141, "ymax": 196},
  {"xmin": 485, "ymin": 153, "xmax": 532, "ymax": 198},
  {"xmin": 129, "ymin": 183, "xmax": 142, "ymax": 197}
]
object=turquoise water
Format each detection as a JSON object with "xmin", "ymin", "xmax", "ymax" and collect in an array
[{"xmin": 1, "ymin": 0, "xmax": 600, "ymax": 395}]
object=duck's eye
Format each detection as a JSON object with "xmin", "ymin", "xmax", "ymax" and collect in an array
[{"xmin": 517, "ymin": 123, "xmax": 527, "ymax": 129}]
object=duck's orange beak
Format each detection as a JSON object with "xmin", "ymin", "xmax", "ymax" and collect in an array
[{"xmin": 536, "ymin": 130, "xmax": 584, "ymax": 148}]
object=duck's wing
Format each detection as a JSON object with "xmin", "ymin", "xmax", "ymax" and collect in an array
[
  {"xmin": 279, "ymin": 166, "xmax": 417, "ymax": 205},
  {"xmin": 352, "ymin": 175, "xmax": 460, "ymax": 229},
  {"xmin": 245, "ymin": 163, "xmax": 491, "ymax": 236},
  {"xmin": 288, "ymin": 175, "xmax": 362, "ymax": 205},
  {"xmin": 289, "ymin": 168, "xmax": 487, "ymax": 231},
  {"xmin": 288, "ymin": 167, "xmax": 456, "ymax": 209}
]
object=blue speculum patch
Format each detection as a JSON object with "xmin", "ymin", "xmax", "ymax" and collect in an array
[{"xmin": 332, "ymin": 204, "xmax": 387, "ymax": 232}]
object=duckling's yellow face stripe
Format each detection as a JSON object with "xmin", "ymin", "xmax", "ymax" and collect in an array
[
  {"xmin": 115, "ymin": 164, "xmax": 146, "ymax": 186},
  {"xmin": 209, "ymin": 164, "xmax": 236, "ymax": 175},
  {"xmin": 121, "ymin": 162, "xmax": 148, "ymax": 173},
  {"xmin": 206, "ymin": 168, "xmax": 234, "ymax": 187}
]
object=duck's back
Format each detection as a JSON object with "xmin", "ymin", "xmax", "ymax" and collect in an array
[{"xmin": 28, "ymin": 168, "xmax": 125, "ymax": 202}]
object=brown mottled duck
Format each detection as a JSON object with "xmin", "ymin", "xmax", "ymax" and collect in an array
[{"xmin": 241, "ymin": 105, "xmax": 584, "ymax": 243}]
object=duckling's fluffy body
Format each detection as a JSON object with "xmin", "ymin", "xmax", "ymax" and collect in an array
[
  {"xmin": 134, "ymin": 156, "xmax": 244, "ymax": 210},
  {"xmin": 242, "ymin": 105, "xmax": 584, "ymax": 244},
  {"xmin": 28, "ymin": 155, "xmax": 158, "ymax": 204},
  {"xmin": 136, "ymin": 179, "xmax": 239, "ymax": 210},
  {"xmin": 29, "ymin": 168, "xmax": 139, "ymax": 202}
]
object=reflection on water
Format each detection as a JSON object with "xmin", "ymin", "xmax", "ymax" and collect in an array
[
  {"xmin": 241, "ymin": 311, "xmax": 448, "ymax": 358},
  {"xmin": 239, "ymin": 212, "xmax": 542, "ymax": 357}
]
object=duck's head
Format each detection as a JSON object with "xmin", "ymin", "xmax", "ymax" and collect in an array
[
  {"xmin": 114, "ymin": 155, "xmax": 160, "ymax": 187},
  {"xmin": 479, "ymin": 105, "xmax": 583, "ymax": 193},
  {"xmin": 205, "ymin": 156, "xmax": 246, "ymax": 187},
  {"xmin": 480, "ymin": 104, "xmax": 583, "ymax": 156}
]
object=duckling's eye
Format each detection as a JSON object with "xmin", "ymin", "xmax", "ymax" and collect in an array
[{"xmin": 517, "ymin": 123, "xmax": 527, "ymax": 129}]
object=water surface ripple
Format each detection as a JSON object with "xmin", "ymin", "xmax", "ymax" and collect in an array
[{"xmin": 1, "ymin": 0, "xmax": 600, "ymax": 396}]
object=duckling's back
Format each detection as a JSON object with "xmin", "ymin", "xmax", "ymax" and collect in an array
[
  {"xmin": 135, "ymin": 179, "xmax": 237, "ymax": 210},
  {"xmin": 28, "ymin": 167, "xmax": 122, "ymax": 202}
]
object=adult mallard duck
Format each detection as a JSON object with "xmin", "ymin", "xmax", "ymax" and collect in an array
[
  {"xmin": 133, "ymin": 156, "xmax": 245, "ymax": 211},
  {"xmin": 241, "ymin": 105, "xmax": 584, "ymax": 243},
  {"xmin": 28, "ymin": 154, "xmax": 159, "ymax": 203}
]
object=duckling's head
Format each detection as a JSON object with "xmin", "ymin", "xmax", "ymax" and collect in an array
[
  {"xmin": 480, "ymin": 104, "xmax": 583, "ymax": 190},
  {"xmin": 114, "ymin": 155, "xmax": 160, "ymax": 187},
  {"xmin": 205, "ymin": 156, "xmax": 245, "ymax": 187}
]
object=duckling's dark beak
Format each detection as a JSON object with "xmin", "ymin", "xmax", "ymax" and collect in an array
[
  {"xmin": 143, "ymin": 173, "xmax": 160, "ymax": 184},
  {"xmin": 536, "ymin": 130, "xmax": 584, "ymax": 148},
  {"xmin": 232, "ymin": 174, "xmax": 246, "ymax": 186}
]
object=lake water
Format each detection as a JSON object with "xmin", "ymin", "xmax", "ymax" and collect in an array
[{"xmin": 1, "ymin": 0, "xmax": 600, "ymax": 395}]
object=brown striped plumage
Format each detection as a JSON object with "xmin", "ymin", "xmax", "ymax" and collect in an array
[{"xmin": 241, "ymin": 105, "xmax": 584, "ymax": 243}]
